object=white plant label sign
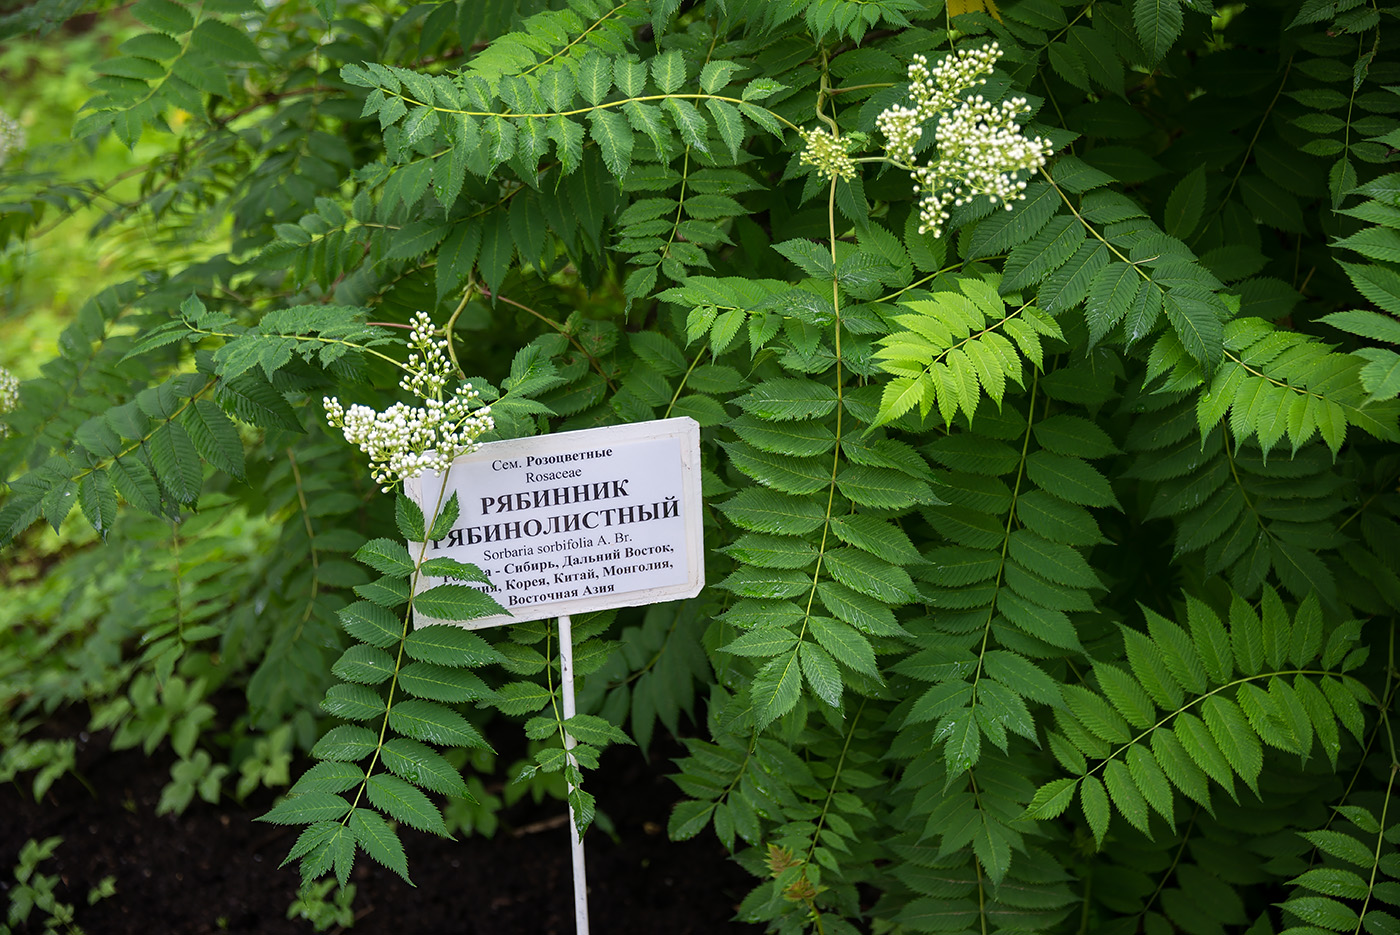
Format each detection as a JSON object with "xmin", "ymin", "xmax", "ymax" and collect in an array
[{"xmin": 404, "ymin": 417, "xmax": 704, "ymax": 628}]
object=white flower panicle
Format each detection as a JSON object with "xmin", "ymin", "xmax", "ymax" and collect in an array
[
  {"xmin": 876, "ymin": 43, "xmax": 1052, "ymax": 238},
  {"xmin": 0, "ymin": 366, "xmax": 18, "ymax": 439},
  {"xmin": 323, "ymin": 312, "xmax": 494, "ymax": 491},
  {"xmin": 798, "ymin": 127, "xmax": 858, "ymax": 181},
  {"xmin": 0, "ymin": 111, "xmax": 25, "ymax": 167}
]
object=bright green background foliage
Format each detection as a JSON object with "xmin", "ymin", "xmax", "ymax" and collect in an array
[{"xmin": 3, "ymin": 0, "xmax": 1400, "ymax": 931}]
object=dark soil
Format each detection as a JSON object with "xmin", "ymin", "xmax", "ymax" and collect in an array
[{"xmin": 0, "ymin": 725, "xmax": 755, "ymax": 934}]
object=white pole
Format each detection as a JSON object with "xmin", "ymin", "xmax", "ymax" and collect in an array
[{"xmin": 558, "ymin": 614, "xmax": 590, "ymax": 935}]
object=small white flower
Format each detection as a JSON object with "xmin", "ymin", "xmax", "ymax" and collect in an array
[
  {"xmin": 324, "ymin": 312, "xmax": 494, "ymax": 490},
  {"xmin": 0, "ymin": 366, "xmax": 18, "ymax": 439},
  {"xmin": 0, "ymin": 111, "xmax": 25, "ymax": 167},
  {"xmin": 875, "ymin": 43, "xmax": 1052, "ymax": 239},
  {"xmin": 798, "ymin": 127, "xmax": 858, "ymax": 182}
]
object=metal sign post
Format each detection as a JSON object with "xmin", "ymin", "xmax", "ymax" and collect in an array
[{"xmin": 557, "ymin": 613, "xmax": 589, "ymax": 935}]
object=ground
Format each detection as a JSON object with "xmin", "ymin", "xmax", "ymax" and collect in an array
[{"xmin": 0, "ymin": 724, "xmax": 755, "ymax": 934}]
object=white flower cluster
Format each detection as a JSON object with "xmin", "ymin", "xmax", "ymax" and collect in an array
[
  {"xmin": 798, "ymin": 127, "xmax": 858, "ymax": 181},
  {"xmin": 0, "ymin": 366, "xmax": 18, "ymax": 439},
  {"xmin": 323, "ymin": 312, "xmax": 493, "ymax": 492},
  {"xmin": 876, "ymin": 43, "xmax": 1052, "ymax": 238},
  {"xmin": 0, "ymin": 111, "xmax": 25, "ymax": 167}
]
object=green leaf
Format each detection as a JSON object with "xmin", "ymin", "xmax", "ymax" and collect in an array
[
  {"xmin": 1104, "ymin": 759, "xmax": 1151, "ymax": 834},
  {"xmin": 333, "ymin": 644, "xmax": 396, "ymax": 685},
  {"xmin": 388, "ymin": 699, "xmax": 490, "ymax": 749},
  {"xmin": 723, "ymin": 626, "xmax": 799, "ymax": 657},
  {"xmin": 718, "ymin": 488, "xmax": 826, "ymax": 535},
  {"xmin": 132, "ymin": 0, "xmax": 193, "ymax": 34},
  {"xmin": 398, "ymin": 663, "xmax": 491, "ymax": 703},
  {"xmin": 355, "ymin": 576, "xmax": 410, "ymax": 608},
  {"xmin": 356, "ymin": 538, "xmax": 413, "ymax": 576},
  {"xmin": 1024, "ymin": 777, "xmax": 1079, "ymax": 819},
  {"xmin": 1095, "ymin": 663, "xmax": 1158, "ymax": 729},
  {"xmin": 1164, "ymin": 291, "xmax": 1223, "ymax": 371},
  {"xmin": 350, "ymin": 808, "xmax": 410, "ymax": 884},
  {"xmin": 1127, "ymin": 745, "xmax": 1175, "ymax": 824},
  {"xmin": 1186, "ymin": 595, "xmax": 1233, "ymax": 685},
  {"xmin": 413, "ymin": 584, "xmax": 503, "ymax": 622},
  {"xmin": 943, "ymin": 710, "xmax": 982, "ymax": 773},
  {"xmin": 396, "ymin": 496, "xmax": 426, "ymax": 541},
  {"xmin": 78, "ymin": 471, "xmax": 119, "ymax": 536},
  {"xmin": 652, "ymin": 49, "xmax": 686, "ymax": 93},
  {"xmin": 427, "ymin": 493, "xmax": 460, "ymax": 541},
  {"xmin": 668, "ymin": 799, "xmax": 714, "ymax": 841},
  {"xmin": 322, "ymin": 684, "xmax": 386, "ymax": 720},
  {"xmin": 578, "ymin": 52, "xmax": 613, "ymax": 105},
  {"xmin": 984, "ymin": 650, "xmax": 1064, "ymax": 708},
  {"xmin": 259, "ymin": 792, "xmax": 351, "ymax": 825},
  {"xmin": 147, "ymin": 421, "xmax": 201, "ymax": 503},
  {"xmin": 699, "ymin": 61, "xmax": 741, "ymax": 94},
  {"xmin": 824, "ymin": 548, "xmax": 916, "ymax": 603},
  {"xmin": 752, "ymin": 653, "xmax": 803, "ymax": 727},
  {"xmin": 404, "ymin": 624, "xmax": 504, "ymax": 667},
  {"xmin": 1026, "ymin": 451, "xmax": 1118, "ymax": 508},
  {"xmin": 807, "ymin": 617, "xmax": 880, "ymax": 679},
  {"xmin": 380, "ymin": 738, "xmax": 467, "ymax": 797},
  {"xmin": 1082, "ymin": 775, "xmax": 1110, "ymax": 847},
  {"xmin": 800, "ymin": 641, "xmax": 843, "ymax": 707},
  {"xmin": 1289, "ymin": 593, "xmax": 1324, "ymax": 665},
  {"xmin": 290, "ymin": 762, "xmax": 364, "ymax": 797},
  {"xmin": 588, "ymin": 109, "xmax": 633, "ymax": 178},
  {"xmin": 1289, "ymin": 867, "xmax": 1368, "ymax": 900},
  {"xmin": 816, "ymin": 580, "xmax": 903, "ymax": 636},
  {"xmin": 562, "ymin": 714, "xmax": 634, "ymax": 748},
  {"xmin": 1300, "ymin": 829, "xmax": 1375, "ymax": 867},
  {"xmin": 418, "ymin": 557, "xmax": 491, "ymax": 584},
  {"xmin": 1151, "ymin": 728, "xmax": 1212, "ymax": 807},
  {"xmin": 1087, "ymin": 263, "xmax": 1142, "ymax": 347},
  {"xmin": 1280, "ymin": 896, "xmax": 1359, "ymax": 931},
  {"xmin": 366, "ymin": 773, "xmax": 448, "ymax": 835},
  {"xmin": 1164, "ymin": 165, "xmax": 1206, "ymax": 236},
  {"xmin": 737, "ymin": 378, "xmax": 837, "ymax": 421},
  {"xmin": 312, "ymin": 725, "xmax": 378, "ymax": 763},
  {"xmin": 1144, "ymin": 606, "xmax": 1208, "ymax": 694}
]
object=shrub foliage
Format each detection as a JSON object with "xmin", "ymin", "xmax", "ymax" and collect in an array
[{"xmin": 3, "ymin": 0, "xmax": 1400, "ymax": 931}]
